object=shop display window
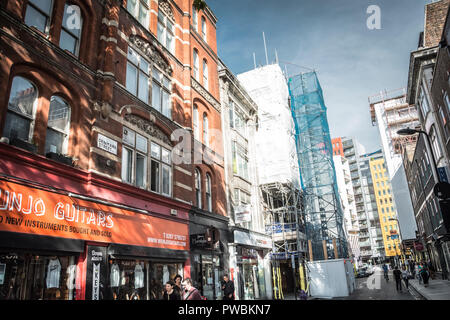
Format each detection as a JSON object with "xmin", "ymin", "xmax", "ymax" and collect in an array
[
  {"xmin": 109, "ymin": 258, "xmax": 182, "ymax": 300},
  {"xmin": 0, "ymin": 252, "xmax": 78, "ymax": 300},
  {"xmin": 237, "ymin": 247, "xmax": 265, "ymax": 300},
  {"xmin": 191, "ymin": 254, "xmax": 223, "ymax": 300}
]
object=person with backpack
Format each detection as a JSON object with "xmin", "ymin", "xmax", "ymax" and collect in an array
[
  {"xmin": 420, "ymin": 262, "xmax": 430, "ymax": 287},
  {"xmin": 181, "ymin": 278, "xmax": 202, "ymax": 300}
]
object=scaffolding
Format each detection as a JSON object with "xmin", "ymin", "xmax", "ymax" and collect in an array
[
  {"xmin": 288, "ymin": 71, "xmax": 348, "ymax": 261},
  {"xmin": 261, "ymin": 181, "xmax": 305, "ymax": 260},
  {"xmin": 368, "ymin": 88, "xmax": 421, "ymax": 157},
  {"xmin": 260, "ymin": 181, "xmax": 306, "ymax": 299}
]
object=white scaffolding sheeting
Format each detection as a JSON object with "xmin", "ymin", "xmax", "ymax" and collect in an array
[{"xmin": 237, "ymin": 64, "xmax": 300, "ymax": 187}]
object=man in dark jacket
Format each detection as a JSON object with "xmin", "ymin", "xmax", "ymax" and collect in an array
[
  {"xmin": 222, "ymin": 275, "xmax": 235, "ymax": 300},
  {"xmin": 393, "ymin": 266, "xmax": 403, "ymax": 292}
]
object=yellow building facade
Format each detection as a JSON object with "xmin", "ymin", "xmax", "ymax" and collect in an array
[{"xmin": 369, "ymin": 157, "xmax": 402, "ymax": 258}]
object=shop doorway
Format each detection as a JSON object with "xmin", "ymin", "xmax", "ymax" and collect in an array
[{"xmin": 192, "ymin": 254, "xmax": 223, "ymax": 300}]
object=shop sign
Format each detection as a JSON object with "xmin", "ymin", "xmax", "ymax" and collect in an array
[
  {"xmin": 234, "ymin": 230, "xmax": 272, "ymax": 249},
  {"xmin": 234, "ymin": 204, "xmax": 251, "ymax": 223},
  {"xmin": 414, "ymin": 241, "xmax": 424, "ymax": 251},
  {"xmin": 0, "ymin": 180, "xmax": 189, "ymax": 251},
  {"xmin": 190, "ymin": 234, "xmax": 210, "ymax": 249},
  {"xmin": 85, "ymin": 245, "xmax": 107, "ymax": 300},
  {"xmin": 97, "ymin": 134, "xmax": 117, "ymax": 155}
]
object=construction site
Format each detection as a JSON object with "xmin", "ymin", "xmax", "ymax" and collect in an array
[
  {"xmin": 288, "ymin": 71, "xmax": 349, "ymax": 262},
  {"xmin": 260, "ymin": 181, "xmax": 306, "ymax": 299},
  {"xmin": 237, "ymin": 64, "xmax": 308, "ymax": 299},
  {"xmin": 368, "ymin": 88, "xmax": 421, "ymax": 171}
]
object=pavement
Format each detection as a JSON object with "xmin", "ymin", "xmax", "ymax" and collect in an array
[
  {"xmin": 408, "ymin": 276, "xmax": 450, "ymax": 300},
  {"xmin": 281, "ymin": 268, "xmax": 450, "ymax": 300},
  {"xmin": 284, "ymin": 268, "xmax": 416, "ymax": 300},
  {"xmin": 333, "ymin": 270, "xmax": 416, "ymax": 300}
]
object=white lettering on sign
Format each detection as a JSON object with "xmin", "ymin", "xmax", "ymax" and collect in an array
[
  {"xmin": 92, "ymin": 263, "xmax": 100, "ymax": 300},
  {"xmin": 97, "ymin": 134, "xmax": 117, "ymax": 155}
]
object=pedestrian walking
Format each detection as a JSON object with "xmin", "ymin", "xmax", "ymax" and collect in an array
[
  {"xmin": 409, "ymin": 260, "xmax": 416, "ymax": 278},
  {"xmin": 173, "ymin": 274, "xmax": 183, "ymax": 297},
  {"xmin": 401, "ymin": 265, "xmax": 410, "ymax": 290},
  {"xmin": 427, "ymin": 260, "xmax": 435, "ymax": 280},
  {"xmin": 420, "ymin": 262, "xmax": 430, "ymax": 287},
  {"xmin": 221, "ymin": 274, "xmax": 235, "ymax": 300},
  {"xmin": 416, "ymin": 262, "xmax": 423, "ymax": 284},
  {"xmin": 181, "ymin": 278, "xmax": 202, "ymax": 300},
  {"xmin": 162, "ymin": 281, "xmax": 181, "ymax": 300},
  {"xmin": 382, "ymin": 263, "xmax": 389, "ymax": 281},
  {"xmin": 393, "ymin": 266, "xmax": 403, "ymax": 292}
]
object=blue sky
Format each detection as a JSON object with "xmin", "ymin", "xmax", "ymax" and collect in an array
[{"xmin": 208, "ymin": 0, "xmax": 431, "ymax": 152}]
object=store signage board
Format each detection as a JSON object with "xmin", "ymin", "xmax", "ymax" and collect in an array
[
  {"xmin": 438, "ymin": 167, "xmax": 449, "ymax": 183},
  {"xmin": 97, "ymin": 134, "xmax": 117, "ymax": 155},
  {"xmin": 234, "ymin": 204, "xmax": 251, "ymax": 223},
  {"xmin": 85, "ymin": 245, "xmax": 107, "ymax": 301},
  {"xmin": 0, "ymin": 180, "xmax": 189, "ymax": 251},
  {"xmin": 234, "ymin": 230, "xmax": 272, "ymax": 249}
]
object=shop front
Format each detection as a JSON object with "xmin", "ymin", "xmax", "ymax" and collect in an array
[
  {"xmin": 189, "ymin": 211, "xmax": 230, "ymax": 300},
  {"xmin": 0, "ymin": 178, "xmax": 190, "ymax": 300},
  {"xmin": 230, "ymin": 229, "xmax": 272, "ymax": 300}
]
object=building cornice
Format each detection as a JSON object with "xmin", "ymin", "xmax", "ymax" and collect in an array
[
  {"xmin": 406, "ymin": 46, "xmax": 438, "ymax": 104},
  {"xmin": 191, "ymin": 77, "xmax": 221, "ymax": 112},
  {"xmin": 218, "ymin": 67, "xmax": 258, "ymax": 117}
]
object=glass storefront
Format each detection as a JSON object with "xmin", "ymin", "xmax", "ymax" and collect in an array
[
  {"xmin": 0, "ymin": 252, "xmax": 79, "ymax": 300},
  {"xmin": 109, "ymin": 258, "xmax": 183, "ymax": 300},
  {"xmin": 191, "ymin": 253, "xmax": 223, "ymax": 300},
  {"xmin": 237, "ymin": 247, "xmax": 265, "ymax": 300}
]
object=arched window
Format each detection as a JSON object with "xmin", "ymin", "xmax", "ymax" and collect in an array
[
  {"xmin": 206, "ymin": 173, "xmax": 212, "ymax": 212},
  {"xmin": 193, "ymin": 49, "xmax": 199, "ymax": 81},
  {"xmin": 60, "ymin": 3, "xmax": 83, "ymax": 57},
  {"xmin": 25, "ymin": 0, "xmax": 53, "ymax": 34},
  {"xmin": 203, "ymin": 113, "xmax": 209, "ymax": 147},
  {"xmin": 157, "ymin": 5, "xmax": 174, "ymax": 53},
  {"xmin": 193, "ymin": 105, "xmax": 199, "ymax": 140},
  {"xmin": 195, "ymin": 169, "xmax": 202, "ymax": 209},
  {"xmin": 192, "ymin": 5, "xmax": 198, "ymax": 31},
  {"xmin": 202, "ymin": 59, "xmax": 208, "ymax": 90},
  {"xmin": 3, "ymin": 77, "xmax": 38, "ymax": 143},
  {"xmin": 201, "ymin": 16, "xmax": 206, "ymax": 42},
  {"xmin": 45, "ymin": 96, "xmax": 71, "ymax": 155}
]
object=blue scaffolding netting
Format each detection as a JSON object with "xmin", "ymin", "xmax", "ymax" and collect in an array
[{"xmin": 288, "ymin": 71, "xmax": 348, "ymax": 260}]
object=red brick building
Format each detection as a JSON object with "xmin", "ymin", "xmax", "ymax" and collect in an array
[
  {"xmin": 332, "ymin": 137, "xmax": 344, "ymax": 157},
  {"xmin": 0, "ymin": 0, "xmax": 227, "ymax": 300}
]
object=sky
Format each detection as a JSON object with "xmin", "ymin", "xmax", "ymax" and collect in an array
[{"xmin": 208, "ymin": 0, "xmax": 431, "ymax": 153}]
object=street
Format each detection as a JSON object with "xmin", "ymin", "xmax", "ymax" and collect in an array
[{"xmin": 333, "ymin": 267, "xmax": 420, "ymax": 300}]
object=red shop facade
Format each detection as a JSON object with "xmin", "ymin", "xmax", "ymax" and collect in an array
[{"xmin": 0, "ymin": 144, "xmax": 191, "ymax": 300}]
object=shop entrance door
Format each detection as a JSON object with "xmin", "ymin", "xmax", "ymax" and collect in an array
[{"xmin": 200, "ymin": 255, "xmax": 222, "ymax": 300}]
